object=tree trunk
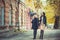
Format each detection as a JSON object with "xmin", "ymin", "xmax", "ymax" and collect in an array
[{"xmin": 54, "ymin": 16, "xmax": 59, "ymax": 29}]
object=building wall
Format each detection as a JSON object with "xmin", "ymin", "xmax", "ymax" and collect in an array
[
  {"xmin": 0, "ymin": 0, "xmax": 32, "ymax": 30},
  {"xmin": 0, "ymin": 0, "xmax": 16, "ymax": 29},
  {"xmin": 19, "ymin": 2, "xmax": 32, "ymax": 30}
]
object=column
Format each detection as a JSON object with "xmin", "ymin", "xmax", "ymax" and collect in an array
[
  {"xmin": 19, "ymin": 3, "xmax": 22, "ymax": 28},
  {"xmin": 11, "ymin": 0, "xmax": 16, "ymax": 29},
  {"xmin": 4, "ymin": 0, "xmax": 10, "ymax": 30}
]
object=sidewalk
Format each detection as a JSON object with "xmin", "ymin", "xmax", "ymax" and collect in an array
[
  {"xmin": 0, "ymin": 29, "xmax": 60, "ymax": 40},
  {"xmin": 0, "ymin": 30, "xmax": 21, "ymax": 38},
  {"xmin": 0, "ymin": 28, "xmax": 27, "ymax": 38},
  {"xmin": 0, "ymin": 28, "xmax": 60, "ymax": 38}
]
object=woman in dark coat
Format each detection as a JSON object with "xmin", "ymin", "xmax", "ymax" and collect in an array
[
  {"xmin": 32, "ymin": 14, "xmax": 39, "ymax": 39},
  {"xmin": 40, "ymin": 12, "xmax": 47, "ymax": 26},
  {"xmin": 40, "ymin": 12, "xmax": 47, "ymax": 39}
]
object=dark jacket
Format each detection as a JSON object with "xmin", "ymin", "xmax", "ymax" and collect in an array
[
  {"xmin": 40, "ymin": 16, "xmax": 47, "ymax": 26},
  {"xmin": 32, "ymin": 18, "xmax": 39, "ymax": 29}
]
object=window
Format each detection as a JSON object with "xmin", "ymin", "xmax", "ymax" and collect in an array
[
  {"xmin": 0, "ymin": 7, "xmax": 4, "ymax": 26},
  {"xmin": 9, "ymin": 9, "xmax": 12, "ymax": 26},
  {"xmin": 2, "ymin": 7, "xmax": 4, "ymax": 26}
]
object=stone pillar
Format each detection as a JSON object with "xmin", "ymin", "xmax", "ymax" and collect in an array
[
  {"xmin": 4, "ymin": 0, "xmax": 10, "ymax": 30},
  {"xmin": 19, "ymin": 3, "xmax": 22, "ymax": 29},
  {"xmin": 11, "ymin": 0, "xmax": 16, "ymax": 30},
  {"xmin": 15, "ymin": 0, "xmax": 19, "ymax": 30}
]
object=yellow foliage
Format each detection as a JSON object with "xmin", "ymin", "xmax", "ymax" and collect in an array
[
  {"xmin": 25, "ymin": 0, "xmax": 57, "ymax": 24},
  {"xmin": 25, "ymin": 0, "xmax": 35, "ymax": 11},
  {"xmin": 44, "ymin": 4, "xmax": 56, "ymax": 24}
]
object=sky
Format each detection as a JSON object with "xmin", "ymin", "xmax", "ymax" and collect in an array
[{"xmin": 20, "ymin": 0, "xmax": 25, "ymax": 2}]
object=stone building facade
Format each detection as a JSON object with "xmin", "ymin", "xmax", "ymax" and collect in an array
[{"xmin": 0, "ymin": 0, "xmax": 31, "ymax": 30}]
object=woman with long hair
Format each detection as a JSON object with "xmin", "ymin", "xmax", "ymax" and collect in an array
[{"xmin": 39, "ymin": 12, "xmax": 47, "ymax": 39}]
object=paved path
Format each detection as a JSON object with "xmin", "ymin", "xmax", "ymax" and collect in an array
[{"xmin": 0, "ymin": 29, "xmax": 60, "ymax": 40}]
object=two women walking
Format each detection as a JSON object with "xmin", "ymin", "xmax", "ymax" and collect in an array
[{"xmin": 31, "ymin": 12, "xmax": 47, "ymax": 39}]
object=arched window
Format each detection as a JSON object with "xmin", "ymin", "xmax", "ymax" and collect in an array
[{"xmin": 0, "ymin": 7, "xmax": 4, "ymax": 26}]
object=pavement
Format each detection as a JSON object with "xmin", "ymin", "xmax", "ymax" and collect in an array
[{"xmin": 0, "ymin": 29, "xmax": 60, "ymax": 40}]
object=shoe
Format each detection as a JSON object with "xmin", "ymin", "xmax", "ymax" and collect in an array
[
  {"xmin": 33, "ymin": 38, "xmax": 36, "ymax": 40},
  {"xmin": 39, "ymin": 37, "xmax": 43, "ymax": 39},
  {"xmin": 33, "ymin": 38, "xmax": 36, "ymax": 39}
]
